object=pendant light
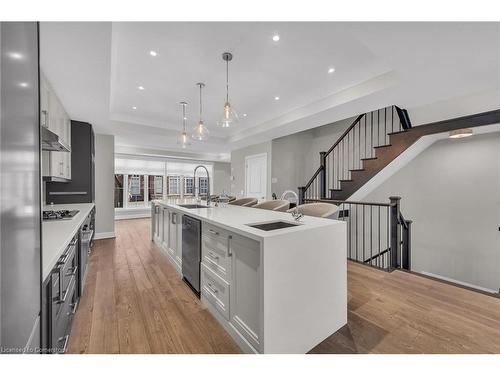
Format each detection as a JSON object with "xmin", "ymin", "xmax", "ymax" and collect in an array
[
  {"xmin": 218, "ymin": 52, "xmax": 238, "ymax": 128},
  {"xmin": 177, "ymin": 101, "xmax": 191, "ymax": 149},
  {"xmin": 192, "ymin": 82, "xmax": 209, "ymax": 141}
]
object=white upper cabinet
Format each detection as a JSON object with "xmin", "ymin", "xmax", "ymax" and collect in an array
[{"xmin": 41, "ymin": 72, "xmax": 72, "ymax": 180}]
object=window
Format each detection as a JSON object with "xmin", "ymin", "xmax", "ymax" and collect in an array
[
  {"xmin": 114, "ymin": 174, "xmax": 124, "ymax": 208},
  {"xmin": 184, "ymin": 176, "xmax": 194, "ymax": 195},
  {"xmin": 127, "ymin": 175, "xmax": 145, "ymax": 207},
  {"xmin": 199, "ymin": 177, "xmax": 208, "ymax": 196},
  {"xmin": 167, "ymin": 175, "xmax": 181, "ymax": 196},
  {"xmin": 148, "ymin": 175, "xmax": 163, "ymax": 202}
]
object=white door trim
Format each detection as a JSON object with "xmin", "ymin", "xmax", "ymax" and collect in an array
[{"xmin": 244, "ymin": 153, "xmax": 267, "ymax": 200}]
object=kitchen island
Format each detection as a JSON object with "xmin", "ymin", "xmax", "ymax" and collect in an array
[{"xmin": 151, "ymin": 199, "xmax": 347, "ymax": 354}]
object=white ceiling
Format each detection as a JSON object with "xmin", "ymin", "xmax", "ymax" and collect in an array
[{"xmin": 40, "ymin": 22, "xmax": 500, "ymax": 161}]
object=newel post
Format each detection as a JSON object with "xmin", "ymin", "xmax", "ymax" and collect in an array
[
  {"xmin": 389, "ymin": 196, "xmax": 401, "ymax": 269},
  {"xmin": 319, "ymin": 151, "xmax": 327, "ymax": 199},
  {"xmin": 298, "ymin": 187, "xmax": 306, "ymax": 205}
]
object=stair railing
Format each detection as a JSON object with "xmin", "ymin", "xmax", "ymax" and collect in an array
[
  {"xmin": 304, "ymin": 196, "xmax": 411, "ymax": 271},
  {"xmin": 299, "ymin": 105, "xmax": 411, "ymax": 203}
]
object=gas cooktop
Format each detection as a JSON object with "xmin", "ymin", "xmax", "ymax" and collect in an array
[{"xmin": 43, "ymin": 210, "xmax": 79, "ymax": 221}]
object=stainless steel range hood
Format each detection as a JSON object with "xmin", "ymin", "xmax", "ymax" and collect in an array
[{"xmin": 41, "ymin": 126, "xmax": 71, "ymax": 152}]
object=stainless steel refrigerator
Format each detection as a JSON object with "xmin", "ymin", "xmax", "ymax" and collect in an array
[{"xmin": 0, "ymin": 22, "xmax": 41, "ymax": 353}]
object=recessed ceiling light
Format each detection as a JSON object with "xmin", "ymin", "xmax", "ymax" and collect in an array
[
  {"xmin": 149, "ymin": 50, "xmax": 157, "ymax": 57},
  {"xmin": 183, "ymin": 117, "xmax": 187, "ymax": 120},
  {"xmin": 274, "ymin": 96, "xmax": 280, "ymax": 101},
  {"xmin": 328, "ymin": 67, "xmax": 336, "ymax": 74},
  {"xmin": 243, "ymin": 113, "xmax": 247, "ymax": 117},
  {"xmin": 8, "ymin": 52, "xmax": 23, "ymax": 60},
  {"xmin": 138, "ymin": 86, "xmax": 145, "ymax": 90},
  {"xmin": 272, "ymin": 34, "xmax": 280, "ymax": 42},
  {"xmin": 19, "ymin": 82, "xmax": 28, "ymax": 88},
  {"xmin": 132, "ymin": 106, "xmax": 137, "ymax": 110}
]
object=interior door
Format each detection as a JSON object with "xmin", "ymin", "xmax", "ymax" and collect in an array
[{"xmin": 245, "ymin": 153, "xmax": 267, "ymax": 200}]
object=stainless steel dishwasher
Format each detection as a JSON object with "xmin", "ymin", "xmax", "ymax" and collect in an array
[{"xmin": 182, "ymin": 215, "xmax": 202, "ymax": 295}]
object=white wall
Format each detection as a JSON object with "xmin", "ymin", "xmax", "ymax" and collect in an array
[
  {"xmin": 213, "ymin": 162, "xmax": 231, "ymax": 195},
  {"xmin": 94, "ymin": 134, "xmax": 115, "ymax": 238},
  {"xmin": 363, "ymin": 132, "xmax": 500, "ymax": 292},
  {"xmin": 271, "ymin": 117, "xmax": 354, "ymax": 197},
  {"xmin": 230, "ymin": 141, "xmax": 272, "ymax": 199}
]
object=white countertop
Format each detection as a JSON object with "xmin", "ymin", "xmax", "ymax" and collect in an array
[
  {"xmin": 42, "ymin": 203, "xmax": 95, "ymax": 281},
  {"xmin": 154, "ymin": 199, "xmax": 341, "ymax": 241}
]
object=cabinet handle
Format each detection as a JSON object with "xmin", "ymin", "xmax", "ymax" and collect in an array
[
  {"xmin": 56, "ymin": 275, "xmax": 74, "ymax": 304},
  {"xmin": 66, "ymin": 265, "xmax": 78, "ymax": 277},
  {"xmin": 207, "ymin": 251, "xmax": 219, "ymax": 260},
  {"xmin": 209, "ymin": 229, "xmax": 219, "ymax": 236},
  {"xmin": 67, "ymin": 301, "xmax": 78, "ymax": 316},
  {"xmin": 57, "ymin": 335, "xmax": 70, "ymax": 354},
  {"xmin": 207, "ymin": 283, "xmax": 218, "ymax": 294},
  {"xmin": 171, "ymin": 212, "xmax": 176, "ymax": 225},
  {"xmin": 41, "ymin": 110, "xmax": 48, "ymax": 128},
  {"xmin": 227, "ymin": 235, "xmax": 233, "ymax": 257}
]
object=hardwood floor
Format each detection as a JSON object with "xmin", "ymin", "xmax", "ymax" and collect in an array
[{"xmin": 68, "ymin": 218, "xmax": 500, "ymax": 354}]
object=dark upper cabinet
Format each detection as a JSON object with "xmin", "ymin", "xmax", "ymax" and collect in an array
[{"xmin": 46, "ymin": 120, "xmax": 95, "ymax": 204}]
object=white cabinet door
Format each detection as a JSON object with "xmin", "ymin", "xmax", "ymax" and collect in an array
[
  {"xmin": 230, "ymin": 234, "xmax": 261, "ymax": 350},
  {"xmin": 161, "ymin": 207, "xmax": 169, "ymax": 249},
  {"xmin": 175, "ymin": 214, "xmax": 183, "ymax": 265},
  {"xmin": 40, "ymin": 77, "xmax": 50, "ymax": 129},
  {"xmin": 168, "ymin": 211, "xmax": 178, "ymax": 257}
]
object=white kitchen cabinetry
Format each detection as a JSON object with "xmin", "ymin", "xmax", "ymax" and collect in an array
[
  {"xmin": 163, "ymin": 209, "xmax": 182, "ymax": 274},
  {"xmin": 152, "ymin": 202, "xmax": 347, "ymax": 354},
  {"xmin": 201, "ymin": 222, "xmax": 261, "ymax": 352},
  {"xmin": 41, "ymin": 72, "xmax": 72, "ymax": 181},
  {"xmin": 228, "ymin": 234, "xmax": 261, "ymax": 350}
]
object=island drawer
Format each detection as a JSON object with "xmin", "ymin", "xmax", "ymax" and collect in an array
[
  {"xmin": 202, "ymin": 233, "xmax": 231, "ymax": 281},
  {"xmin": 201, "ymin": 263, "xmax": 230, "ymax": 320}
]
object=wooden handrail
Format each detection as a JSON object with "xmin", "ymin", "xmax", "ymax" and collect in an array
[
  {"xmin": 325, "ymin": 114, "xmax": 365, "ymax": 156},
  {"xmin": 302, "ymin": 166, "xmax": 324, "ymax": 190}
]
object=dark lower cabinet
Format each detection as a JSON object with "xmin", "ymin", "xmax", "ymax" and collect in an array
[{"xmin": 41, "ymin": 209, "xmax": 94, "ymax": 353}]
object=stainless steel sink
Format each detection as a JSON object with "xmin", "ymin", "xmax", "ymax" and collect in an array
[
  {"xmin": 178, "ymin": 204, "xmax": 210, "ymax": 209},
  {"xmin": 246, "ymin": 221, "xmax": 301, "ymax": 231}
]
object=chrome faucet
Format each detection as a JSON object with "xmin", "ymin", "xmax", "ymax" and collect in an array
[{"xmin": 193, "ymin": 165, "xmax": 211, "ymax": 206}]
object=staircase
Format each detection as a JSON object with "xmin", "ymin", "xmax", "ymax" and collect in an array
[
  {"xmin": 299, "ymin": 105, "xmax": 412, "ymax": 203},
  {"xmin": 298, "ymin": 108, "xmax": 500, "ymax": 272}
]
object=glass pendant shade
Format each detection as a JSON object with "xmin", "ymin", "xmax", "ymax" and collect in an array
[
  {"xmin": 191, "ymin": 82, "xmax": 209, "ymax": 141},
  {"xmin": 218, "ymin": 101, "xmax": 238, "ymax": 128},
  {"xmin": 178, "ymin": 130, "xmax": 191, "ymax": 148},
  {"xmin": 192, "ymin": 120, "xmax": 209, "ymax": 141},
  {"xmin": 218, "ymin": 52, "xmax": 238, "ymax": 128},
  {"xmin": 177, "ymin": 101, "xmax": 191, "ymax": 148}
]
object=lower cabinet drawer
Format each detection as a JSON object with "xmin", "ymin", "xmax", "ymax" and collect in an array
[
  {"xmin": 202, "ymin": 234, "xmax": 230, "ymax": 282},
  {"xmin": 52, "ymin": 275, "xmax": 77, "ymax": 353},
  {"xmin": 201, "ymin": 263, "xmax": 230, "ymax": 320}
]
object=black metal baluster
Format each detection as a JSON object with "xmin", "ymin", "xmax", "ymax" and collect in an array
[
  {"xmin": 362, "ymin": 204, "xmax": 365, "ymax": 263},
  {"xmin": 386, "ymin": 206, "xmax": 389, "ymax": 270},
  {"xmin": 355, "ymin": 204, "xmax": 358, "ymax": 261},
  {"xmin": 392, "ymin": 106, "xmax": 394, "ymax": 133},
  {"xmin": 371, "ymin": 111, "xmax": 374, "ymax": 157},
  {"xmin": 370, "ymin": 205, "xmax": 373, "ymax": 266},
  {"xmin": 348, "ymin": 203, "xmax": 352, "ymax": 259},
  {"xmin": 378, "ymin": 206, "xmax": 381, "ymax": 268},
  {"xmin": 384, "ymin": 107, "xmax": 387, "ymax": 144}
]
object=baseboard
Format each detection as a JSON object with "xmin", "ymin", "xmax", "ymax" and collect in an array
[
  {"xmin": 419, "ymin": 271, "xmax": 498, "ymax": 295},
  {"xmin": 115, "ymin": 212, "xmax": 151, "ymax": 220},
  {"xmin": 94, "ymin": 231, "xmax": 115, "ymax": 240}
]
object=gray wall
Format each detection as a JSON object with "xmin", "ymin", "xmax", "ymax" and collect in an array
[
  {"xmin": 213, "ymin": 162, "xmax": 231, "ymax": 195},
  {"xmin": 271, "ymin": 117, "xmax": 354, "ymax": 197},
  {"xmin": 364, "ymin": 132, "xmax": 500, "ymax": 292},
  {"xmin": 95, "ymin": 134, "xmax": 115, "ymax": 238},
  {"xmin": 230, "ymin": 141, "xmax": 272, "ymax": 199}
]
